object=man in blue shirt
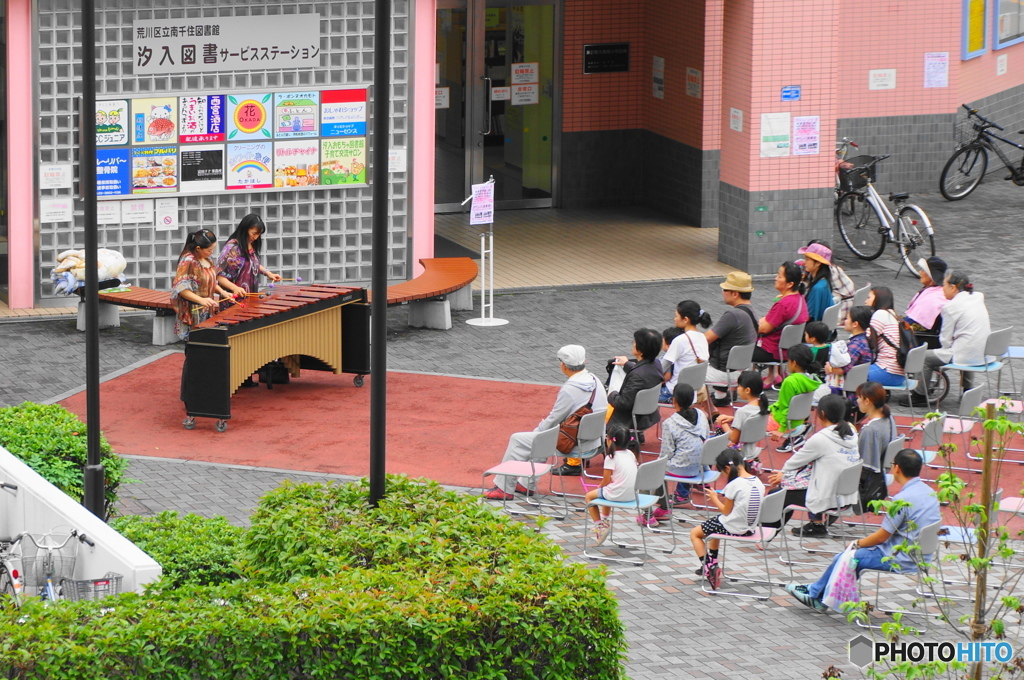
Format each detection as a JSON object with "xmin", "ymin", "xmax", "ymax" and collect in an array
[{"xmin": 786, "ymin": 449, "xmax": 941, "ymax": 611}]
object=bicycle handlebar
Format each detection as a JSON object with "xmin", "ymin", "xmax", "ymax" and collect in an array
[
  {"xmin": 963, "ymin": 104, "xmax": 1004, "ymax": 131},
  {"xmin": 77, "ymin": 533, "xmax": 95, "ymax": 548}
]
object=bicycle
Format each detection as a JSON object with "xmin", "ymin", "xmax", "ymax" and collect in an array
[
  {"xmin": 940, "ymin": 104, "xmax": 1024, "ymax": 201},
  {"xmin": 18, "ymin": 529, "xmax": 93, "ymax": 603},
  {"xmin": 834, "ymin": 154, "xmax": 936, "ymax": 275}
]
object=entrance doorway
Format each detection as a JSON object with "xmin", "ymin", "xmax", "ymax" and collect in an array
[{"xmin": 434, "ymin": 0, "xmax": 558, "ymax": 213}]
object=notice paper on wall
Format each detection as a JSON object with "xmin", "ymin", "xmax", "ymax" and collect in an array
[
  {"xmin": 760, "ymin": 112, "xmax": 791, "ymax": 157},
  {"xmin": 40, "ymin": 197, "xmax": 74, "ymax": 223},
  {"xmin": 792, "ymin": 116, "xmax": 820, "ymax": 156},
  {"xmin": 121, "ymin": 199, "xmax": 155, "ymax": 223},
  {"xmin": 730, "ymin": 107, "xmax": 743, "ymax": 132},
  {"xmin": 154, "ymin": 198, "xmax": 179, "ymax": 231},
  {"xmin": 97, "ymin": 201, "xmax": 121, "ymax": 225},
  {"xmin": 511, "ymin": 84, "xmax": 539, "ymax": 106},
  {"xmin": 924, "ymin": 53, "xmax": 949, "ymax": 88},
  {"xmin": 652, "ymin": 57, "xmax": 665, "ymax": 99},
  {"xmin": 868, "ymin": 69, "xmax": 896, "ymax": 90},
  {"xmin": 686, "ymin": 67, "xmax": 702, "ymax": 99},
  {"xmin": 435, "ymin": 88, "xmax": 450, "ymax": 109},
  {"xmin": 491, "ymin": 86, "xmax": 511, "ymax": 101}
]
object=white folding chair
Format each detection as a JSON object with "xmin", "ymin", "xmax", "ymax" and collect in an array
[
  {"xmin": 701, "ymin": 489, "xmax": 793, "ymax": 599},
  {"xmin": 736, "ymin": 413, "xmax": 769, "ymax": 469},
  {"xmin": 707, "ymin": 343, "xmax": 756, "ymax": 403},
  {"xmin": 481, "ymin": 426, "xmax": 569, "ymax": 521},
  {"xmin": 757, "ymin": 323, "xmax": 807, "ymax": 381},
  {"xmin": 942, "ymin": 327, "xmax": 1013, "ymax": 401},
  {"xmin": 665, "ymin": 433, "xmax": 729, "ymax": 517},
  {"xmin": 550, "ymin": 409, "xmax": 607, "ymax": 501},
  {"xmin": 929, "ymin": 386, "xmax": 984, "ymax": 473},
  {"xmin": 844, "ymin": 436, "xmax": 906, "ymax": 528},
  {"xmin": 851, "ymin": 283, "xmax": 871, "ymax": 308},
  {"xmin": 880, "ymin": 345, "xmax": 932, "ymax": 425},
  {"xmin": 673, "ymin": 362, "xmax": 712, "ymax": 421},
  {"xmin": 780, "ymin": 462, "xmax": 863, "ymax": 564},
  {"xmin": 583, "ymin": 456, "xmax": 673, "ymax": 566},
  {"xmin": 841, "ymin": 363, "xmax": 870, "ymax": 402},
  {"xmin": 821, "ymin": 303, "xmax": 842, "ymax": 333},
  {"xmin": 630, "ymin": 384, "xmax": 663, "ymax": 457},
  {"xmin": 857, "ymin": 521, "xmax": 942, "ymax": 632},
  {"xmin": 765, "ymin": 391, "xmax": 814, "ymax": 471}
]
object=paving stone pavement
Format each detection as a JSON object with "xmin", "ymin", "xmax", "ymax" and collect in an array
[{"xmin": 3, "ymin": 178, "xmax": 1024, "ymax": 678}]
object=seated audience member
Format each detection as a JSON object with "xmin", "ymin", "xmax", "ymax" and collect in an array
[
  {"xmin": 606, "ymin": 328, "xmax": 665, "ymax": 444},
  {"xmin": 660, "ymin": 301, "xmax": 712, "ymax": 404},
  {"xmin": 484, "ymin": 345, "xmax": 607, "ymax": 496},
  {"xmin": 585, "ymin": 424, "xmax": 638, "ymax": 546},
  {"xmin": 865, "ymin": 287, "xmax": 905, "ymax": 388},
  {"xmin": 854, "ymin": 381, "xmax": 897, "ymax": 511},
  {"xmin": 705, "ymin": 271, "xmax": 758, "ymax": 405},
  {"xmin": 825, "ymin": 305, "xmax": 873, "ymax": 395},
  {"xmin": 768, "ymin": 344, "xmax": 823, "ymax": 452},
  {"xmin": 786, "ymin": 449, "xmax": 941, "ymax": 612},
  {"xmin": 905, "ymin": 256, "xmax": 948, "ymax": 344},
  {"xmin": 798, "ymin": 243, "xmax": 834, "ymax": 322},
  {"xmin": 754, "ymin": 262, "xmax": 809, "ymax": 390}
]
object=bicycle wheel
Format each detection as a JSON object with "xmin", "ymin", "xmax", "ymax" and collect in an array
[
  {"xmin": 0, "ymin": 565, "xmax": 18, "ymax": 609},
  {"xmin": 940, "ymin": 145, "xmax": 987, "ymax": 200},
  {"xmin": 896, "ymin": 205, "xmax": 936, "ymax": 275},
  {"xmin": 926, "ymin": 370, "xmax": 950, "ymax": 405},
  {"xmin": 835, "ymin": 192, "xmax": 886, "ymax": 260}
]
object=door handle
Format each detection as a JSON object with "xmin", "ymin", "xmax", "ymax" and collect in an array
[{"xmin": 480, "ymin": 76, "xmax": 492, "ymax": 136}]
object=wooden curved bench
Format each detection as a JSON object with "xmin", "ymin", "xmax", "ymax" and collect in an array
[{"xmin": 79, "ymin": 257, "xmax": 479, "ymax": 341}]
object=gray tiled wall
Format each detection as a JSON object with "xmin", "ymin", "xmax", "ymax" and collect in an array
[
  {"xmin": 640, "ymin": 131, "xmax": 703, "ymax": 226},
  {"xmin": 36, "ymin": 0, "xmax": 409, "ymax": 300},
  {"xmin": 717, "ymin": 183, "xmax": 833, "ymax": 275},
  {"xmin": 560, "ymin": 130, "xmax": 644, "ymax": 209},
  {"xmin": 836, "ymin": 114, "xmax": 954, "ymax": 195}
]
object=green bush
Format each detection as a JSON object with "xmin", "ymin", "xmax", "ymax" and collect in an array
[
  {"xmin": 111, "ymin": 512, "xmax": 245, "ymax": 591},
  {"xmin": 0, "ymin": 476, "xmax": 628, "ymax": 679},
  {"xmin": 0, "ymin": 402, "xmax": 127, "ymax": 518}
]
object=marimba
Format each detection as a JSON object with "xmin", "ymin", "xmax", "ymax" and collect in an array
[{"xmin": 181, "ymin": 284, "xmax": 369, "ymax": 431}]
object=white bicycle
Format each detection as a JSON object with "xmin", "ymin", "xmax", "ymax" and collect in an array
[{"xmin": 835, "ymin": 154, "xmax": 936, "ymax": 275}]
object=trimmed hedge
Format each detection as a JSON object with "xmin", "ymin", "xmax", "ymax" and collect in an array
[
  {"xmin": 0, "ymin": 402, "xmax": 127, "ymax": 518},
  {"xmin": 0, "ymin": 476, "xmax": 627, "ymax": 679}
]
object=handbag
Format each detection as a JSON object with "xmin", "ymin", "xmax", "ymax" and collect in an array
[
  {"xmin": 557, "ymin": 377, "xmax": 599, "ymax": 454},
  {"xmin": 685, "ymin": 332, "xmax": 705, "ymax": 364},
  {"xmin": 822, "ymin": 545, "xmax": 861, "ymax": 610}
]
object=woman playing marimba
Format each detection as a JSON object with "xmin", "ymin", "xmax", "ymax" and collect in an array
[
  {"xmin": 170, "ymin": 228, "xmax": 245, "ymax": 341},
  {"xmin": 216, "ymin": 214, "xmax": 282, "ymax": 293}
]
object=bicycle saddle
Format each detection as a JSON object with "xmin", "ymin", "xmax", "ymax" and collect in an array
[{"xmin": 888, "ymin": 192, "xmax": 909, "ymax": 202}]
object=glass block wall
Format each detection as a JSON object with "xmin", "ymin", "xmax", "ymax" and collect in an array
[{"xmin": 35, "ymin": 0, "xmax": 409, "ymax": 299}]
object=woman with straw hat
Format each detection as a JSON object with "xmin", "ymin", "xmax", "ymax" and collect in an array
[{"xmin": 797, "ymin": 242, "xmax": 834, "ymax": 322}]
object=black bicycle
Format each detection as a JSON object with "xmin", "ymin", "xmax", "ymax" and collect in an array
[{"xmin": 940, "ymin": 104, "xmax": 1024, "ymax": 200}]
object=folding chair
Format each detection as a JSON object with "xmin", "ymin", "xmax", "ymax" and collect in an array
[
  {"xmin": 706, "ymin": 343, "xmax": 755, "ymax": 404},
  {"xmin": 931, "ymin": 490, "xmax": 1005, "ymax": 601},
  {"xmin": 664, "ymin": 433, "xmax": 729, "ymax": 516},
  {"xmin": 673, "ymin": 362, "xmax": 712, "ymax": 421},
  {"xmin": 821, "ymin": 303, "xmax": 842, "ymax": 333},
  {"xmin": 630, "ymin": 384, "xmax": 663, "ymax": 457},
  {"xmin": 781, "ymin": 462, "xmax": 863, "ymax": 564},
  {"xmin": 757, "ymin": 323, "xmax": 807, "ymax": 382},
  {"xmin": 841, "ymin": 363, "xmax": 870, "ymax": 402},
  {"xmin": 851, "ymin": 283, "xmax": 871, "ymax": 308},
  {"xmin": 550, "ymin": 409, "xmax": 607, "ymax": 501},
  {"xmin": 765, "ymin": 391, "xmax": 814, "ymax": 471},
  {"xmin": 736, "ymin": 413, "xmax": 769, "ymax": 471},
  {"xmin": 942, "ymin": 327, "xmax": 1013, "ymax": 401},
  {"xmin": 583, "ymin": 456, "xmax": 673, "ymax": 566},
  {"xmin": 857, "ymin": 521, "xmax": 942, "ymax": 632},
  {"xmin": 701, "ymin": 489, "xmax": 793, "ymax": 599},
  {"xmin": 481, "ymin": 426, "xmax": 569, "ymax": 520},
  {"xmin": 880, "ymin": 345, "xmax": 932, "ymax": 424},
  {"xmin": 844, "ymin": 436, "xmax": 906, "ymax": 528},
  {"xmin": 929, "ymin": 386, "xmax": 984, "ymax": 473}
]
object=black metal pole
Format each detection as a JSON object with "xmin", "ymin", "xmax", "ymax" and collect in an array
[
  {"xmin": 81, "ymin": 0, "xmax": 105, "ymax": 519},
  {"xmin": 368, "ymin": 0, "xmax": 390, "ymax": 506}
]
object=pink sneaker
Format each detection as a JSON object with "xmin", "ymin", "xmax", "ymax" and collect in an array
[
  {"xmin": 652, "ymin": 507, "xmax": 671, "ymax": 520},
  {"xmin": 636, "ymin": 513, "xmax": 659, "ymax": 528}
]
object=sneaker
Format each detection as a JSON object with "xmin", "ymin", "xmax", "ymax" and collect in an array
[
  {"xmin": 776, "ymin": 435, "xmax": 804, "ymax": 453},
  {"xmin": 514, "ymin": 483, "xmax": 536, "ymax": 497},
  {"xmin": 652, "ymin": 507, "xmax": 671, "ymax": 521},
  {"xmin": 791, "ymin": 521, "xmax": 828, "ymax": 537},
  {"xmin": 747, "ymin": 458, "xmax": 763, "ymax": 475},
  {"xmin": 785, "ymin": 583, "xmax": 828, "ymax": 612},
  {"xmin": 482, "ymin": 487, "xmax": 514, "ymax": 501},
  {"xmin": 636, "ymin": 513, "xmax": 659, "ymax": 528},
  {"xmin": 703, "ymin": 558, "xmax": 722, "ymax": 589},
  {"xmin": 672, "ymin": 493, "xmax": 692, "ymax": 508},
  {"xmin": 592, "ymin": 519, "xmax": 611, "ymax": 546},
  {"xmin": 551, "ymin": 463, "xmax": 582, "ymax": 476},
  {"xmin": 711, "ymin": 395, "xmax": 731, "ymax": 407}
]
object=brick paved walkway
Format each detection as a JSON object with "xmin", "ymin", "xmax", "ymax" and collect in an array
[{"xmin": 3, "ymin": 179, "xmax": 1023, "ymax": 678}]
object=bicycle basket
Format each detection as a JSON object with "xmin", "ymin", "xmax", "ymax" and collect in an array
[
  {"xmin": 18, "ymin": 533, "xmax": 79, "ymax": 588},
  {"xmin": 64, "ymin": 572, "xmax": 123, "ymax": 601},
  {"xmin": 839, "ymin": 154, "xmax": 876, "ymax": 192},
  {"xmin": 954, "ymin": 116, "xmax": 975, "ymax": 146}
]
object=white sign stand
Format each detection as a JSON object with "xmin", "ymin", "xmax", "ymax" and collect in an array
[{"xmin": 463, "ymin": 177, "xmax": 508, "ymax": 327}]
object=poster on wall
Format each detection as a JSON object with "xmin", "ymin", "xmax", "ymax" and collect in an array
[
  {"xmin": 686, "ymin": 67, "xmax": 703, "ymax": 99},
  {"xmin": 868, "ymin": 69, "xmax": 897, "ymax": 90},
  {"xmin": 132, "ymin": 147, "xmax": 179, "ymax": 194},
  {"xmin": 792, "ymin": 116, "xmax": 820, "ymax": 156},
  {"xmin": 760, "ymin": 112, "xmax": 791, "ymax": 157},
  {"xmin": 131, "ymin": 97, "xmax": 178, "ymax": 145},
  {"xmin": 227, "ymin": 94, "xmax": 273, "ymax": 140},
  {"xmin": 320, "ymin": 138, "xmax": 367, "ymax": 185},
  {"xmin": 924, "ymin": 52, "xmax": 949, "ymax": 88},
  {"xmin": 179, "ymin": 144, "xmax": 225, "ymax": 193},
  {"xmin": 96, "ymin": 100, "xmax": 129, "ymax": 146},
  {"xmin": 121, "ymin": 199, "xmax": 155, "ymax": 223},
  {"xmin": 179, "ymin": 95, "xmax": 226, "ymax": 143},
  {"xmin": 275, "ymin": 92, "xmax": 320, "ymax": 138},
  {"xmin": 511, "ymin": 84, "xmax": 539, "ymax": 105},
  {"xmin": 321, "ymin": 89, "xmax": 367, "ymax": 136},
  {"xmin": 273, "ymin": 140, "xmax": 320, "ymax": 188},
  {"xmin": 97, "ymin": 201, "xmax": 121, "ymax": 224},
  {"xmin": 226, "ymin": 142, "xmax": 274, "ymax": 190},
  {"xmin": 96, "ymin": 148, "xmax": 131, "ymax": 197}
]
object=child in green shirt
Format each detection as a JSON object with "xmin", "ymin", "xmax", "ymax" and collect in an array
[{"xmin": 769, "ymin": 344, "xmax": 822, "ymax": 452}]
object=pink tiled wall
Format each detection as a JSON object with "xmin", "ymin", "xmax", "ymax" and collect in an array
[
  {"xmin": 642, "ymin": 0, "xmax": 706, "ymax": 149},
  {"xmin": 959, "ymin": 43, "xmax": 1024, "ymax": 104}
]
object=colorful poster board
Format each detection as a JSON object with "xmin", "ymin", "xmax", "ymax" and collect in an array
[
  {"xmin": 275, "ymin": 92, "xmax": 319, "ymax": 138},
  {"xmin": 321, "ymin": 89, "xmax": 367, "ymax": 136},
  {"xmin": 96, "ymin": 149, "xmax": 132, "ymax": 196},
  {"xmin": 273, "ymin": 140, "xmax": 321, "ymax": 188},
  {"xmin": 180, "ymin": 145, "xmax": 226, "ymax": 193},
  {"xmin": 96, "ymin": 100, "xmax": 129, "ymax": 146},
  {"xmin": 321, "ymin": 138, "xmax": 367, "ymax": 185},
  {"xmin": 227, "ymin": 94, "xmax": 273, "ymax": 140},
  {"xmin": 179, "ymin": 95, "xmax": 226, "ymax": 143},
  {"xmin": 131, "ymin": 147, "xmax": 179, "ymax": 194},
  {"xmin": 226, "ymin": 142, "xmax": 274, "ymax": 190},
  {"xmin": 131, "ymin": 97, "xmax": 178, "ymax": 145}
]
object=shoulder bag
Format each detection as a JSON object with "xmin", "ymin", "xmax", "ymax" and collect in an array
[{"xmin": 557, "ymin": 376, "xmax": 599, "ymax": 454}]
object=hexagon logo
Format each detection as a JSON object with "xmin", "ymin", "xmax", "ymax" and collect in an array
[{"xmin": 849, "ymin": 635, "xmax": 874, "ymax": 667}]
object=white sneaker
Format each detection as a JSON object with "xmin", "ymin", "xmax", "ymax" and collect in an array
[{"xmin": 593, "ymin": 519, "xmax": 611, "ymax": 546}]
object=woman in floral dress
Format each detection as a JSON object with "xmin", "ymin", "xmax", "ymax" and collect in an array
[
  {"xmin": 216, "ymin": 214, "xmax": 282, "ymax": 294},
  {"xmin": 170, "ymin": 228, "xmax": 244, "ymax": 341}
]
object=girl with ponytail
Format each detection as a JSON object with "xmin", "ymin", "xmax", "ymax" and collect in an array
[
  {"xmin": 171, "ymin": 228, "xmax": 245, "ymax": 340},
  {"xmin": 660, "ymin": 383, "xmax": 710, "ymax": 508},
  {"xmin": 855, "ymin": 381, "xmax": 896, "ymax": 508},
  {"xmin": 715, "ymin": 370, "xmax": 770, "ymax": 467},
  {"xmin": 660, "ymin": 300, "xmax": 713, "ymax": 404}
]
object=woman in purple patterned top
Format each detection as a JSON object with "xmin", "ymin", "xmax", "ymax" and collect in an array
[{"xmin": 216, "ymin": 214, "xmax": 282, "ymax": 293}]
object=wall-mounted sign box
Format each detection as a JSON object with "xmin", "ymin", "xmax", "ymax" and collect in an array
[{"xmin": 583, "ymin": 43, "xmax": 630, "ymax": 74}]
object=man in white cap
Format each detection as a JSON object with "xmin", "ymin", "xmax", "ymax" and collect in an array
[{"xmin": 483, "ymin": 345, "xmax": 608, "ymax": 499}]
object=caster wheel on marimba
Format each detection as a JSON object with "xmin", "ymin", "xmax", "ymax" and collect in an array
[
  {"xmin": 216, "ymin": 420, "xmax": 228, "ymax": 433},
  {"xmin": 183, "ymin": 417, "xmax": 196, "ymax": 430},
  {"xmin": 353, "ymin": 375, "xmax": 365, "ymax": 387}
]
